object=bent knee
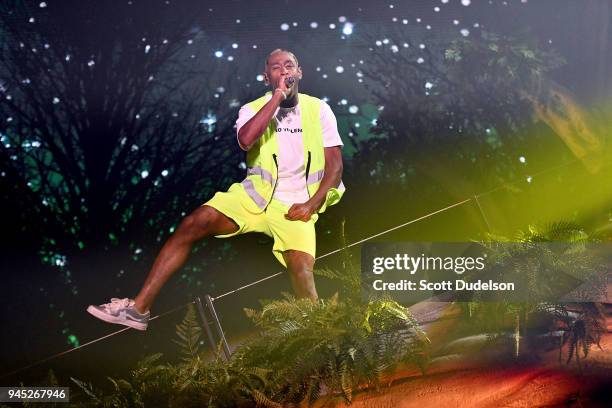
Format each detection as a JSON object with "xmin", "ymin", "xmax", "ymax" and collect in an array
[
  {"xmin": 284, "ymin": 250, "xmax": 315, "ymax": 271},
  {"xmin": 176, "ymin": 206, "xmax": 217, "ymax": 240}
]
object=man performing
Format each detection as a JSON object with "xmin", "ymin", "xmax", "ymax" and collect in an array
[{"xmin": 87, "ymin": 49, "xmax": 345, "ymax": 331}]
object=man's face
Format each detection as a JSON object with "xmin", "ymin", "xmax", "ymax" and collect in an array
[{"xmin": 264, "ymin": 51, "xmax": 302, "ymax": 94}]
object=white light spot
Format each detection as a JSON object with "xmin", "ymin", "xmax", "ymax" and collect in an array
[
  {"xmin": 356, "ymin": 71, "xmax": 363, "ymax": 77},
  {"xmin": 39, "ymin": 2, "xmax": 47, "ymax": 7},
  {"xmin": 519, "ymin": 156, "xmax": 526, "ymax": 163},
  {"xmin": 416, "ymin": 18, "xmax": 421, "ymax": 23},
  {"xmin": 65, "ymin": 54, "xmax": 71, "ymax": 61},
  {"xmin": 227, "ymin": 56, "xmax": 234, "ymax": 61},
  {"xmin": 349, "ymin": 105, "xmax": 359, "ymax": 114},
  {"xmin": 141, "ymin": 170, "xmax": 149, "ymax": 179},
  {"xmin": 161, "ymin": 169, "xmax": 169, "ymax": 177},
  {"xmin": 252, "ymin": 44, "xmax": 258, "ymax": 48},
  {"xmin": 342, "ymin": 22, "xmax": 353, "ymax": 35},
  {"xmin": 390, "ymin": 45, "xmax": 399, "ymax": 53},
  {"xmin": 417, "ymin": 57, "xmax": 424, "ymax": 64},
  {"xmin": 52, "ymin": 97, "xmax": 60, "ymax": 104},
  {"xmin": 425, "ymin": 82, "xmax": 433, "ymax": 89},
  {"xmin": 29, "ymin": 17, "xmax": 35, "ymax": 23},
  {"xmin": 453, "ymin": 19, "xmax": 460, "ymax": 25},
  {"xmin": 187, "ymin": 39, "xmax": 193, "ymax": 45},
  {"xmin": 214, "ymin": 50, "xmax": 223, "ymax": 58},
  {"xmin": 292, "ymin": 22, "xmax": 298, "ymax": 27},
  {"xmin": 339, "ymin": 16, "xmax": 347, "ymax": 22},
  {"xmin": 383, "ymin": 38, "xmax": 389, "ymax": 44},
  {"xmin": 419, "ymin": 43, "xmax": 426, "ymax": 49},
  {"xmin": 335, "ymin": 66, "xmax": 344, "ymax": 73},
  {"xmin": 389, "ymin": 4, "xmax": 394, "ymax": 8},
  {"xmin": 322, "ymin": 74, "xmax": 328, "ymax": 79},
  {"xmin": 434, "ymin": 7, "xmax": 440, "ymax": 12},
  {"xmin": 340, "ymin": 99, "xmax": 347, "ymax": 105},
  {"xmin": 144, "ymin": 45, "xmax": 151, "ymax": 54},
  {"xmin": 375, "ymin": 40, "xmax": 382, "ymax": 46},
  {"xmin": 232, "ymin": 43, "xmax": 238, "ymax": 49},
  {"xmin": 280, "ymin": 23, "xmax": 289, "ymax": 31},
  {"xmin": 162, "ymin": 39, "xmax": 168, "ymax": 44},
  {"xmin": 329, "ymin": 23, "xmax": 336, "ymax": 29},
  {"xmin": 392, "ymin": 17, "xmax": 398, "ymax": 22},
  {"xmin": 256, "ymin": 74, "xmax": 264, "ymax": 82},
  {"xmin": 426, "ymin": 25, "xmax": 432, "ymax": 30},
  {"xmin": 461, "ymin": 0, "xmax": 471, "ymax": 6},
  {"xmin": 526, "ymin": 176, "xmax": 533, "ymax": 183},
  {"xmin": 460, "ymin": 28, "xmax": 470, "ymax": 37},
  {"xmin": 309, "ymin": 22, "xmax": 318, "ymax": 29},
  {"xmin": 442, "ymin": 0, "xmax": 449, "ymax": 3},
  {"xmin": 236, "ymin": 19, "xmax": 241, "ymax": 23},
  {"xmin": 403, "ymin": 42, "xmax": 409, "ymax": 48},
  {"xmin": 87, "ymin": 60, "xmax": 95, "ymax": 67},
  {"xmin": 402, "ymin": 19, "xmax": 408, "ymax": 24}
]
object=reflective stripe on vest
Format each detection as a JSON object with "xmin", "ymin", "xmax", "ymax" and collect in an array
[
  {"xmin": 247, "ymin": 166, "xmax": 275, "ymax": 185},
  {"xmin": 306, "ymin": 169, "xmax": 325, "ymax": 185},
  {"xmin": 241, "ymin": 179, "xmax": 268, "ymax": 209}
]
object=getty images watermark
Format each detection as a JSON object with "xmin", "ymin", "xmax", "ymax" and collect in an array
[
  {"xmin": 370, "ymin": 252, "xmax": 515, "ymax": 292},
  {"xmin": 361, "ymin": 242, "xmax": 610, "ymax": 303}
]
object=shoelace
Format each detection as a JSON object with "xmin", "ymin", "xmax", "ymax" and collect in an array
[{"xmin": 104, "ymin": 297, "xmax": 132, "ymax": 314}]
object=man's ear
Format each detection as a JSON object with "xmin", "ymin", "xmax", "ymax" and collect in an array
[{"xmin": 263, "ymin": 73, "xmax": 269, "ymax": 85}]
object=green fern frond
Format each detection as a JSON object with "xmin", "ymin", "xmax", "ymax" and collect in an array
[
  {"xmin": 251, "ymin": 389, "xmax": 282, "ymax": 407},
  {"xmin": 173, "ymin": 304, "xmax": 202, "ymax": 361}
]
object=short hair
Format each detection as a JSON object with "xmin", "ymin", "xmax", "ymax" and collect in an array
[{"xmin": 264, "ymin": 49, "xmax": 299, "ymax": 70}]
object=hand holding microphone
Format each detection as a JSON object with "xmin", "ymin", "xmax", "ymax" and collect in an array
[{"xmin": 275, "ymin": 75, "xmax": 296, "ymax": 100}]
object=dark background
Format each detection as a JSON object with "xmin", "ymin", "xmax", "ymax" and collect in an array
[{"xmin": 1, "ymin": 0, "xmax": 610, "ymax": 386}]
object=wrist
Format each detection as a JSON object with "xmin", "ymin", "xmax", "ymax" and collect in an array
[
  {"xmin": 274, "ymin": 88, "xmax": 287, "ymax": 100},
  {"xmin": 308, "ymin": 196, "xmax": 324, "ymax": 211}
]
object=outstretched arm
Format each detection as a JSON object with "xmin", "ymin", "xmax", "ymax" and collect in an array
[{"xmin": 285, "ymin": 146, "xmax": 343, "ymax": 221}]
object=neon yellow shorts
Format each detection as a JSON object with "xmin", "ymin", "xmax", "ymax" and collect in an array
[{"xmin": 202, "ymin": 182, "xmax": 318, "ymax": 267}]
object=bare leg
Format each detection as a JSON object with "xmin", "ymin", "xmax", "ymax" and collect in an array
[
  {"xmin": 133, "ymin": 205, "xmax": 238, "ymax": 313},
  {"xmin": 283, "ymin": 250, "xmax": 317, "ymax": 301}
]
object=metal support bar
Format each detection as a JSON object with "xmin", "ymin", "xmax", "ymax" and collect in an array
[
  {"xmin": 195, "ymin": 296, "xmax": 218, "ymax": 358},
  {"xmin": 473, "ymin": 195, "xmax": 492, "ymax": 233},
  {"xmin": 204, "ymin": 294, "xmax": 232, "ymax": 360}
]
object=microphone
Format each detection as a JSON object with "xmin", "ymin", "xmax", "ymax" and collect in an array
[{"xmin": 284, "ymin": 76, "xmax": 296, "ymax": 88}]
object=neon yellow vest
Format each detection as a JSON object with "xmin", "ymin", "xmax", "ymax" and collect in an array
[{"xmin": 240, "ymin": 92, "xmax": 345, "ymax": 213}]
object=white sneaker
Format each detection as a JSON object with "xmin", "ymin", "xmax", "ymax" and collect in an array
[{"xmin": 87, "ymin": 298, "xmax": 150, "ymax": 331}]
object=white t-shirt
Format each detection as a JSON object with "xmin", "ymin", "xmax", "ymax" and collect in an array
[{"xmin": 236, "ymin": 96, "xmax": 343, "ymax": 205}]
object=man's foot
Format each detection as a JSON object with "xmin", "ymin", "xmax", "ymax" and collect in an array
[{"xmin": 87, "ymin": 298, "xmax": 150, "ymax": 331}]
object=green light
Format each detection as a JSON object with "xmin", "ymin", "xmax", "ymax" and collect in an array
[{"xmin": 67, "ymin": 334, "xmax": 80, "ymax": 347}]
